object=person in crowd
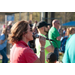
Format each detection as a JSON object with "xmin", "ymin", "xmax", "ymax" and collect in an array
[
  {"xmin": 66, "ymin": 27, "xmax": 75, "ymax": 37},
  {"xmin": 45, "ymin": 24, "xmax": 51, "ymax": 38},
  {"xmin": 6, "ymin": 21, "xmax": 13, "ymax": 54},
  {"xmin": 28, "ymin": 20, "xmax": 34, "ymax": 48},
  {"xmin": 33, "ymin": 21, "xmax": 38, "ymax": 27},
  {"xmin": 46, "ymin": 52, "xmax": 57, "ymax": 63},
  {"xmin": 35, "ymin": 21, "xmax": 54, "ymax": 63},
  {"xmin": 60, "ymin": 32, "xmax": 67, "ymax": 53},
  {"xmin": 8, "ymin": 20, "xmax": 46, "ymax": 63},
  {"xmin": 32, "ymin": 21, "xmax": 38, "ymax": 53},
  {"xmin": 63, "ymin": 27, "xmax": 67, "ymax": 35},
  {"xmin": 61, "ymin": 27, "xmax": 75, "ymax": 53},
  {"xmin": 29, "ymin": 20, "xmax": 33, "ymax": 29},
  {"xmin": 62, "ymin": 27, "xmax": 75, "ymax": 63},
  {"xmin": 48, "ymin": 19, "xmax": 61, "ymax": 61},
  {"xmin": 3, "ymin": 21, "xmax": 8, "ymax": 29},
  {"xmin": 8, "ymin": 21, "xmax": 12, "ymax": 29},
  {"xmin": 32, "ymin": 21, "xmax": 38, "ymax": 35},
  {"xmin": 6, "ymin": 21, "xmax": 12, "ymax": 37},
  {"xmin": 0, "ymin": 27, "xmax": 8, "ymax": 63}
]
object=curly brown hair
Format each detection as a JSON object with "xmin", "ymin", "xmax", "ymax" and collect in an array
[{"xmin": 8, "ymin": 20, "xmax": 28, "ymax": 45}]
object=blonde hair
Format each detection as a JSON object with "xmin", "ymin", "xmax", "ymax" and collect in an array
[
  {"xmin": 2, "ymin": 27, "xmax": 7, "ymax": 39},
  {"xmin": 2, "ymin": 28, "xmax": 7, "ymax": 34},
  {"xmin": 66, "ymin": 27, "xmax": 75, "ymax": 36}
]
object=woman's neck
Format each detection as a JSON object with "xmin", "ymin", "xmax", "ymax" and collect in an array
[{"xmin": 22, "ymin": 37, "xmax": 28, "ymax": 44}]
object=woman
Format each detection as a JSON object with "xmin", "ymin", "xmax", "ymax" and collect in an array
[
  {"xmin": 8, "ymin": 20, "xmax": 46, "ymax": 63},
  {"xmin": 0, "ymin": 27, "xmax": 8, "ymax": 63},
  {"xmin": 66, "ymin": 27, "xmax": 75, "ymax": 37}
]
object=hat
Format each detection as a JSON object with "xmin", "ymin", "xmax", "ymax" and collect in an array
[
  {"xmin": 46, "ymin": 53, "xmax": 57, "ymax": 62},
  {"xmin": 8, "ymin": 21, "xmax": 12, "ymax": 26},
  {"xmin": 36, "ymin": 21, "xmax": 50, "ymax": 28}
]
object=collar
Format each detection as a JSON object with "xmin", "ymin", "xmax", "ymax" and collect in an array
[
  {"xmin": 38, "ymin": 33, "xmax": 47, "ymax": 38},
  {"xmin": 16, "ymin": 40, "xmax": 28, "ymax": 47}
]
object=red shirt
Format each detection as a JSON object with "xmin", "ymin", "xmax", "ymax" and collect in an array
[{"xmin": 10, "ymin": 40, "xmax": 38, "ymax": 63}]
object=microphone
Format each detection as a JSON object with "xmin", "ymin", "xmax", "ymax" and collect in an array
[{"xmin": 34, "ymin": 34, "xmax": 54, "ymax": 41}]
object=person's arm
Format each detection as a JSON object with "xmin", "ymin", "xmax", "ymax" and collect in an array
[
  {"xmin": 56, "ymin": 36, "xmax": 61, "ymax": 41},
  {"xmin": 45, "ymin": 40, "xmax": 54, "ymax": 53},
  {"xmin": 46, "ymin": 45, "xmax": 54, "ymax": 53},
  {"xmin": 56, "ymin": 32, "xmax": 63, "ymax": 41},
  {"xmin": 0, "ymin": 34, "xmax": 7, "ymax": 44},
  {"xmin": 0, "ymin": 39, "xmax": 6, "ymax": 44},
  {"xmin": 34, "ymin": 49, "xmax": 45, "ymax": 63},
  {"xmin": 34, "ymin": 36, "xmax": 46, "ymax": 63}
]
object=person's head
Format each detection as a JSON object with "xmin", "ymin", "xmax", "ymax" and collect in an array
[
  {"xmin": 2, "ymin": 27, "xmax": 7, "ymax": 35},
  {"xmin": 66, "ymin": 27, "xmax": 75, "ymax": 36},
  {"xmin": 52, "ymin": 19, "xmax": 60, "ymax": 30},
  {"xmin": 8, "ymin": 20, "xmax": 33, "ymax": 45},
  {"xmin": 8, "ymin": 21, "xmax": 12, "ymax": 26},
  {"xmin": 35, "ymin": 21, "xmax": 37, "ymax": 24},
  {"xmin": 29, "ymin": 20, "xmax": 32, "ymax": 24},
  {"xmin": 2, "ymin": 27, "xmax": 7, "ymax": 38},
  {"xmin": 46, "ymin": 53, "xmax": 57, "ymax": 63},
  {"xmin": 36, "ymin": 21, "xmax": 50, "ymax": 35}
]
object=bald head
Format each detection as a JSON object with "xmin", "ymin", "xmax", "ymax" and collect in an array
[
  {"xmin": 52, "ymin": 19, "xmax": 60, "ymax": 29},
  {"xmin": 52, "ymin": 19, "xmax": 59, "ymax": 25}
]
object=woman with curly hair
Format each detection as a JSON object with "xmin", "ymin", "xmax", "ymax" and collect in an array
[{"xmin": 8, "ymin": 20, "xmax": 46, "ymax": 63}]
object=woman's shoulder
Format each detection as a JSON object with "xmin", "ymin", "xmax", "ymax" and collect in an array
[{"xmin": 15, "ymin": 43, "xmax": 32, "ymax": 51}]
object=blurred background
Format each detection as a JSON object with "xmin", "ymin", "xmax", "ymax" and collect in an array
[
  {"xmin": 0, "ymin": 12, "xmax": 75, "ymax": 25},
  {"xmin": 0, "ymin": 12, "xmax": 75, "ymax": 37}
]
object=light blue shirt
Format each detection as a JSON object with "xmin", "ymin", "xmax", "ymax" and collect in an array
[
  {"xmin": 0, "ymin": 34, "xmax": 7, "ymax": 50},
  {"xmin": 62, "ymin": 34, "xmax": 75, "ymax": 63}
]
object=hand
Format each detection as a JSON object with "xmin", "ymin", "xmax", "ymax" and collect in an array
[
  {"xmin": 57, "ymin": 36, "xmax": 61, "ymax": 41},
  {"xmin": 39, "ymin": 36, "xmax": 46, "ymax": 47}
]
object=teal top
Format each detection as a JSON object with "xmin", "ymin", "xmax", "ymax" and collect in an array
[{"xmin": 62, "ymin": 34, "xmax": 75, "ymax": 63}]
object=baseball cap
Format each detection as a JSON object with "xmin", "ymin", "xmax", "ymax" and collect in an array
[
  {"xmin": 36, "ymin": 21, "xmax": 50, "ymax": 28},
  {"xmin": 46, "ymin": 53, "xmax": 57, "ymax": 62}
]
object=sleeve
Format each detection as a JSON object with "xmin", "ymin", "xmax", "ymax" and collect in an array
[
  {"xmin": 0, "ymin": 34, "xmax": 5, "ymax": 40},
  {"xmin": 45, "ymin": 40, "xmax": 51, "ymax": 48},
  {"xmin": 24, "ymin": 48, "xmax": 38, "ymax": 63},
  {"xmin": 52, "ymin": 30, "xmax": 60, "ymax": 39}
]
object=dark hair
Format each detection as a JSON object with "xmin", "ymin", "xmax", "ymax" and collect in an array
[
  {"xmin": 46, "ymin": 53, "xmax": 57, "ymax": 63},
  {"xmin": 8, "ymin": 20, "xmax": 28, "ymax": 44}
]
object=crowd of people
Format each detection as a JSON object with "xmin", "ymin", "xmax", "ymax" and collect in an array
[{"xmin": 0, "ymin": 19, "xmax": 75, "ymax": 63}]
